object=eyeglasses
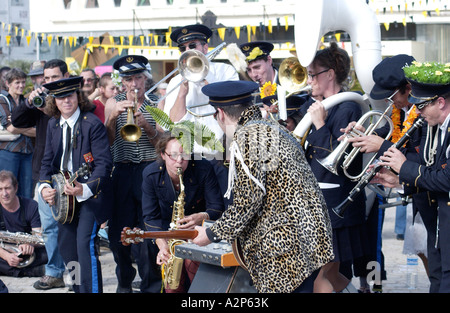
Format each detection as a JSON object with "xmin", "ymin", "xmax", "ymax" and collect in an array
[
  {"xmin": 307, "ymin": 68, "xmax": 330, "ymax": 80},
  {"xmin": 416, "ymin": 99, "xmax": 434, "ymax": 110},
  {"xmin": 165, "ymin": 152, "xmax": 190, "ymax": 161},
  {"xmin": 83, "ymin": 78, "xmax": 95, "ymax": 83},
  {"xmin": 178, "ymin": 42, "xmax": 202, "ymax": 53}
]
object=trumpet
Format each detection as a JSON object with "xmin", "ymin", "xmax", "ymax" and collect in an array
[
  {"xmin": 332, "ymin": 116, "xmax": 425, "ymax": 218},
  {"xmin": 145, "ymin": 42, "xmax": 226, "ymax": 106},
  {"xmin": 120, "ymin": 89, "xmax": 142, "ymax": 142},
  {"xmin": 317, "ymin": 102, "xmax": 394, "ymax": 181}
]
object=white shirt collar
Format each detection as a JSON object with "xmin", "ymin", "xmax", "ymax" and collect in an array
[{"xmin": 440, "ymin": 113, "xmax": 450, "ymax": 145}]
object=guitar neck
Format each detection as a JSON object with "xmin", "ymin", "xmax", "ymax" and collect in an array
[{"xmin": 142, "ymin": 229, "xmax": 198, "ymax": 240}]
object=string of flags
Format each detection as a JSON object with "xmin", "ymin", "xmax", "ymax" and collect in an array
[{"xmin": 0, "ymin": 15, "xmax": 293, "ymax": 49}]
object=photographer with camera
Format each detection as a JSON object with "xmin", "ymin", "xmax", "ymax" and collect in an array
[{"xmin": 11, "ymin": 59, "xmax": 69, "ymax": 291}]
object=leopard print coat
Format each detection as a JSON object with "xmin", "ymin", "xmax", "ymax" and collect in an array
[{"xmin": 209, "ymin": 105, "xmax": 334, "ymax": 293}]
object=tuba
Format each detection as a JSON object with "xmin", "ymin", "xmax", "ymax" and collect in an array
[
  {"xmin": 0, "ymin": 230, "xmax": 45, "ymax": 268},
  {"xmin": 162, "ymin": 167, "xmax": 186, "ymax": 290},
  {"xmin": 120, "ymin": 89, "xmax": 142, "ymax": 142},
  {"xmin": 293, "ymin": 0, "xmax": 383, "ymax": 143}
]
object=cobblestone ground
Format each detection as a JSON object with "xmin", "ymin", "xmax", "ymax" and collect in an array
[{"xmin": 0, "ymin": 207, "xmax": 430, "ymax": 293}]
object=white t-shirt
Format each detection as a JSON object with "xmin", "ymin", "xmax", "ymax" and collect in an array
[{"xmin": 164, "ymin": 61, "xmax": 239, "ymax": 155}]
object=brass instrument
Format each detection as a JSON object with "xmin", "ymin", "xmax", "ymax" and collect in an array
[
  {"xmin": 0, "ymin": 230, "xmax": 45, "ymax": 268},
  {"xmin": 317, "ymin": 102, "xmax": 394, "ymax": 181},
  {"xmin": 268, "ymin": 57, "xmax": 312, "ymax": 120},
  {"xmin": 333, "ymin": 116, "xmax": 425, "ymax": 218},
  {"xmin": 120, "ymin": 89, "xmax": 142, "ymax": 142},
  {"xmin": 145, "ymin": 42, "xmax": 227, "ymax": 107},
  {"xmin": 162, "ymin": 167, "xmax": 186, "ymax": 290}
]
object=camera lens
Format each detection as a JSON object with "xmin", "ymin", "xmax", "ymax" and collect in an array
[{"xmin": 32, "ymin": 93, "xmax": 47, "ymax": 108}]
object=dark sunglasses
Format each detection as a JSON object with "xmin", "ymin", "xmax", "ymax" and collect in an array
[
  {"xmin": 415, "ymin": 96, "xmax": 438, "ymax": 110},
  {"xmin": 178, "ymin": 42, "xmax": 201, "ymax": 53}
]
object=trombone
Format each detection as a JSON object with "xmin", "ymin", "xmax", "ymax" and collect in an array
[
  {"xmin": 144, "ymin": 42, "xmax": 227, "ymax": 105},
  {"xmin": 317, "ymin": 102, "xmax": 394, "ymax": 181}
]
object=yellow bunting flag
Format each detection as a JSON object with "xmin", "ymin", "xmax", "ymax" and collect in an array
[
  {"xmin": 234, "ymin": 26, "xmax": 240, "ymax": 39},
  {"xmin": 335, "ymin": 33, "xmax": 341, "ymax": 42},
  {"xmin": 284, "ymin": 16, "xmax": 289, "ymax": 31},
  {"xmin": 268, "ymin": 20, "xmax": 272, "ymax": 33},
  {"xmin": 5, "ymin": 35, "xmax": 11, "ymax": 46},
  {"xmin": 384, "ymin": 22, "xmax": 390, "ymax": 31},
  {"xmin": 154, "ymin": 35, "xmax": 159, "ymax": 46},
  {"xmin": 26, "ymin": 35, "xmax": 31, "ymax": 46},
  {"xmin": 218, "ymin": 27, "xmax": 226, "ymax": 41},
  {"xmin": 47, "ymin": 35, "xmax": 53, "ymax": 47}
]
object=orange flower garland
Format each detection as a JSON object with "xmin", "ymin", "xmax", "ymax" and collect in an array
[{"xmin": 390, "ymin": 106, "xmax": 419, "ymax": 145}]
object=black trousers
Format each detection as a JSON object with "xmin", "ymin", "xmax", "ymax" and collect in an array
[
  {"xmin": 108, "ymin": 161, "xmax": 161, "ymax": 293},
  {"xmin": 57, "ymin": 204, "xmax": 101, "ymax": 293}
]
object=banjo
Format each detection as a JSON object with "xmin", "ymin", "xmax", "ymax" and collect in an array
[{"xmin": 50, "ymin": 163, "xmax": 91, "ymax": 224}]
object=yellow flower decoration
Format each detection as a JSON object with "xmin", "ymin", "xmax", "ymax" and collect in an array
[
  {"xmin": 424, "ymin": 62, "xmax": 432, "ymax": 67},
  {"xmin": 247, "ymin": 47, "xmax": 264, "ymax": 61},
  {"xmin": 412, "ymin": 71, "xmax": 419, "ymax": 75},
  {"xmin": 260, "ymin": 81, "xmax": 277, "ymax": 99},
  {"xmin": 436, "ymin": 71, "xmax": 443, "ymax": 76},
  {"xmin": 445, "ymin": 63, "xmax": 450, "ymax": 67}
]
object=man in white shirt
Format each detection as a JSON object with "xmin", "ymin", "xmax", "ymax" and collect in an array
[{"xmin": 164, "ymin": 24, "xmax": 238, "ymax": 157}]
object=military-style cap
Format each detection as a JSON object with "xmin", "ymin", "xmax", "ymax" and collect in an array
[
  {"xmin": 239, "ymin": 41, "xmax": 274, "ymax": 63},
  {"xmin": 370, "ymin": 54, "xmax": 415, "ymax": 100},
  {"xmin": 113, "ymin": 55, "xmax": 149, "ymax": 77},
  {"xmin": 170, "ymin": 24, "xmax": 212, "ymax": 45},
  {"xmin": 43, "ymin": 76, "xmax": 83, "ymax": 98},
  {"xmin": 403, "ymin": 61, "xmax": 450, "ymax": 107},
  {"xmin": 202, "ymin": 81, "xmax": 259, "ymax": 106},
  {"xmin": 28, "ymin": 60, "xmax": 46, "ymax": 77}
]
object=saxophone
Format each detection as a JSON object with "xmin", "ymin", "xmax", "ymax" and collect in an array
[
  {"xmin": 0, "ymin": 230, "xmax": 45, "ymax": 268},
  {"xmin": 162, "ymin": 167, "xmax": 186, "ymax": 290}
]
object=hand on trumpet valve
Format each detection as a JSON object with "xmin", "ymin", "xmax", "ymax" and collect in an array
[{"xmin": 262, "ymin": 103, "xmax": 278, "ymax": 114}]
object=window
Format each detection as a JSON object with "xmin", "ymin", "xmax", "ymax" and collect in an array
[
  {"xmin": 63, "ymin": 0, "xmax": 71, "ymax": 9},
  {"xmin": 114, "ymin": 0, "xmax": 121, "ymax": 6},
  {"xmin": 137, "ymin": 0, "xmax": 150, "ymax": 5},
  {"xmin": 167, "ymin": 0, "xmax": 173, "ymax": 4}
]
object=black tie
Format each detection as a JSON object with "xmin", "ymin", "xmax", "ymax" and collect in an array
[{"xmin": 62, "ymin": 123, "xmax": 71, "ymax": 172}]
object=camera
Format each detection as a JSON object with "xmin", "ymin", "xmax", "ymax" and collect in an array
[{"xmin": 32, "ymin": 92, "xmax": 48, "ymax": 108}]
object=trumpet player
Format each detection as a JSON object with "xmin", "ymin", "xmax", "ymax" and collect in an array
[
  {"xmin": 165, "ymin": 24, "xmax": 238, "ymax": 156},
  {"xmin": 340, "ymin": 55, "xmax": 427, "ymax": 293},
  {"xmin": 104, "ymin": 55, "xmax": 162, "ymax": 293},
  {"xmin": 341, "ymin": 54, "xmax": 420, "ymax": 159}
]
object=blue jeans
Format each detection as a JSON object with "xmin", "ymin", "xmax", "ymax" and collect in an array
[
  {"xmin": 0, "ymin": 149, "xmax": 33, "ymax": 198},
  {"xmin": 37, "ymin": 184, "xmax": 65, "ymax": 278}
]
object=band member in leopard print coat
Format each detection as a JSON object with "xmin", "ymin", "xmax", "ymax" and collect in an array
[{"xmin": 193, "ymin": 81, "xmax": 334, "ymax": 293}]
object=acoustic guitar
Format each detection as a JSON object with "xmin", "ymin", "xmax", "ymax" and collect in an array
[{"xmin": 120, "ymin": 227, "xmax": 247, "ymax": 270}]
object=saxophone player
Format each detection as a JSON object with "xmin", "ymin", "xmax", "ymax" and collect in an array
[
  {"xmin": 0, "ymin": 170, "xmax": 47, "ymax": 277},
  {"xmin": 142, "ymin": 131, "xmax": 224, "ymax": 293}
]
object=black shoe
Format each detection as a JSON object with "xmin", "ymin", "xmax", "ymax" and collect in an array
[
  {"xmin": 33, "ymin": 275, "xmax": 66, "ymax": 290},
  {"xmin": 116, "ymin": 286, "xmax": 133, "ymax": 293}
]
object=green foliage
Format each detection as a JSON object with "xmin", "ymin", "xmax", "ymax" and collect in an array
[
  {"xmin": 146, "ymin": 106, "xmax": 224, "ymax": 154},
  {"xmin": 403, "ymin": 61, "xmax": 450, "ymax": 85}
]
